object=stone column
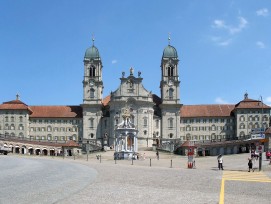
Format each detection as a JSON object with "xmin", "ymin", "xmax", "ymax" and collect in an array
[{"xmin": 125, "ymin": 136, "xmax": 127, "ymax": 151}]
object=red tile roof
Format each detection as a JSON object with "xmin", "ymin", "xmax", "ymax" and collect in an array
[
  {"xmin": 181, "ymin": 140, "xmax": 196, "ymax": 147},
  {"xmin": 234, "ymin": 98, "xmax": 270, "ymax": 109},
  {"xmin": 29, "ymin": 106, "xmax": 82, "ymax": 118},
  {"xmin": 0, "ymin": 99, "xmax": 33, "ymax": 113},
  {"xmin": 180, "ymin": 104, "xmax": 235, "ymax": 117},
  {"xmin": 62, "ymin": 140, "xmax": 80, "ymax": 147}
]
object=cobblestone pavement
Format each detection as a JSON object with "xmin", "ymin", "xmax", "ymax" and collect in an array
[{"xmin": 1, "ymin": 151, "xmax": 271, "ymax": 204}]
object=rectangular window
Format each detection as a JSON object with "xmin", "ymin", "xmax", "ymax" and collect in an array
[
  {"xmin": 156, "ymin": 120, "xmax": 159, "ymax": 128},
  {"xmin": 144, "ymin": 118, "xmax": 148, "ymax": 127},
  {"xmin": 90, "ymin": 119, "xmax": 94, "ymax": 128}
]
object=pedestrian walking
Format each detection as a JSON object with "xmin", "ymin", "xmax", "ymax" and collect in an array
[
  {"xmin": 248, "ymin": 158, "xmax": 253, "ymax": 172},
  {"xmin": 218, "ymin": 155, "xmax": 223, "ymax": 170},
  {"xmin": 143, "ymin": 153, "xmax": 146, "ymax": 160},
  {"xmin": 156, "ymin": 151, "xmax": 159, "ymax": 160}
]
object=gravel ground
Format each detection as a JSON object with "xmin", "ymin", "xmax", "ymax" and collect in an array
[{"xmin": 1, "ymin": 151, "xmax": 271, "ymax": 204}]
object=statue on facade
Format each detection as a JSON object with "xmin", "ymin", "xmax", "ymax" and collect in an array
[{"xmin": 130, "ymin": 67, "xmax": 134, "ymax": 75}]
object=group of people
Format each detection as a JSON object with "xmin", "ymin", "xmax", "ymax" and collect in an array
[{"xmin": 217, "ymin": 154, "xmax": 258, "ymax": 172}]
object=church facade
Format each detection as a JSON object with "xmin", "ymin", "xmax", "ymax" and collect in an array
[{"xmin": 0, "ymin": 40, "xmax": 270, "ymax": 152}]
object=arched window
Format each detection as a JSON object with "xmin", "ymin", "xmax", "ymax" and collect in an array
[
  {"xmin": 90, "ymin": 88, "xmax": 95, "ymax": 98},
  {"xmin": 155, "ymin": 120, "xmax": 159, "ymax": 128},
  {"xmin": 169, "ymin": 88, "xmax": 174, "ymax": 99},
  {"xmin": 169, "ymin": 133, "xmax": 173, "ymax": 138},
  {"xmin": 11, "ymin": 116, "xmax": 15, "ymax": 122},
  {"xmin": 18, "ymin": 124, "xmax": 24, "ymax": 130},
  {"xmin": 239, "ymin": 116, "xmax": 245, "ymax": 121},
  {"xmin": 239, "ymin": 123, "xmax": 245, "ymax": 129},
  {"xmin": 186, "ymin": 134, "xmax": 191, "ymax": 140},
  {"xmin": 47, "ymin": 126, "xmax": 52, "ymax": 132},
  {"xmin": 211, "ymin": 125, "xmax": 216, "ymax": 131},
  {"xmin": 10, "ymin": 124, "xmax": 15, "ymax": 130},
  {"xmin": 19, "ymin": 116, "xmax": 23, "ymax": 122},
  {"xmin": 5, "ymin": 124, "xmax": 9, "ymax": 130},
  {"xmin": 89, "ymin": 65, "xmax": 96, "ymax": 77},
  {"xmin": 5, "ymin": 116, "xmax": 8, "ymax": 122},
  {"xmin": 254, "ymin": 123, "xmax": 259, "ymax": 129},
  {"xmin": 167, "ymin": 65, "xmax": 174, "ymax": 76},
  {"xmin": 47, "ymin": 134, "xmax": 52, "ymax": 140}
]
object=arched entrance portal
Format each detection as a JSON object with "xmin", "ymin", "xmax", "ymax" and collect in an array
[
  {"xmin": 15, "ymin": 146, "xmax": 20, "ymax": 154},
  {"xmin": 35, "ymin": 148, "xmax": 41, "ymax": 155},
  {"xmin": 21, "ymin": 146, "xmax": 27, "ymax": 154},
  {"xmin": 28, "ymin": 148, "xmax": 34, "ymax": 155},
  {"xmin": 42, "ymin": 149, "xmax": 48, "ymax": 156},
  {"xmin": 49, "ymin": 149, "xmax": 55, "ymax": 156}
]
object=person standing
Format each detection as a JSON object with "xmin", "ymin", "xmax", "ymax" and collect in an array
[
  {"xmin": 218, "ymin": 155, "xmax": 224, "ymax": 170},
  {"xmin": 248, "ymin": 158, "xmax": 253, "ymax": 172},
  {"xmin": 156, "ymin": 151, "xmax": 159, "ymax": 160}
]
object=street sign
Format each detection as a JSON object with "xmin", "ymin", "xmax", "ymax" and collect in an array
[{"xmin": 256, "ymin": 145, "xmax": 264, "ymax": 153}]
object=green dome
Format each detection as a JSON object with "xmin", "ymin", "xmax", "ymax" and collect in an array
[
  {"xmin": 84, "ymin": 45, "xmax": 100, "ymax": 59},
  {"xmin": 163, "ymin": 45, "xmax": 178, "ymax": 58}
]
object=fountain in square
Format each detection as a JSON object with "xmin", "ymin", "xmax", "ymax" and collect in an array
[{"xmin": 114, "ymin": 108, "xmax": 138, "ymax": 160}]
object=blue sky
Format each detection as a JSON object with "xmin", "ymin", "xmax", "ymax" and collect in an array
[{"xmin": 0, "ymin": 0, "xmax": 270, "ymax": 106}]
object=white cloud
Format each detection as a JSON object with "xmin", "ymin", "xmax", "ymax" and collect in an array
[
  {"xmin": 265, "ymin": 96, "xmax": 271, "ymax": 106},
  {"xmin": 111, "ymin": 60, "xmax": 117, "ymax": 64},
  {"xmin": 213, "ymin": 20, "xmax": 226, "ymax": 29},
  {"xmin": 212, "ymin": 17, "xmax": 248, "ymax": 35},
  {"xmin": 256, "ymin": 41, "xmax": 265, "ymax": 49},
  {"xmin": 256, "ymin": 8, "xmax": 269, "ymax": 16},
  {"xmin": 211, "ymin": 36, "xmax": 232, "ymax": 46},
  {"xmin": 215, "ymin": 97, "xmax": 229, "ymax": 104},
  {"xmin": 229, "ymin": 17, "xmax": 248, "ymax": 34},
  {"xmin": 218, "ymin": 39, "xmax": 232, "ymax": 46}
]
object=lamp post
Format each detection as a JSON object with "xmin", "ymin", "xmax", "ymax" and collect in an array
[{"xmin": 259, "ymin": 96, "xmax": 264, "ymax": 171}]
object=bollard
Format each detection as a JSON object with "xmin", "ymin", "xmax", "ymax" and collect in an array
[
  {"xmin": 115, "ymin": 158, "xmax": 116, "ymax": 164},
  {"xmin": 150, "ymin": 158, "xmax": 152, "ymax": 167},
  {"xmin": 170, "ymin": 159, "xmax": 172, "ymax": 168},
  {"xmin": 100, "ymin": 154, "xmax": 101, "ymax": 163},
  {"xmin": 132, "ymin": 158, "xmax": 133, "ymax": 165},
  {"xmin": 87, "ymin": 153, "xmax": 88, "ymax": 161},
  {"xmin": 74, "ymin": 154, "xmax": 75, "ymax": 160}
]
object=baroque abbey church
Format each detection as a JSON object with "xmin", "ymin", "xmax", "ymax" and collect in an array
[{"xmin": 1, "ymin": 39, "xmax": 270, "ymax": 151}]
